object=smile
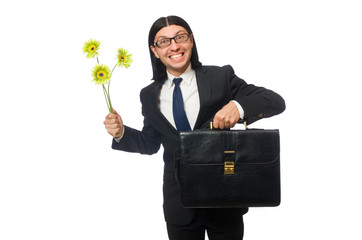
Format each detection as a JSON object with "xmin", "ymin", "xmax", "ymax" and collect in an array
[{"xmin": 169, "ymin": 53, "xmax": 184, "ymax": 59}]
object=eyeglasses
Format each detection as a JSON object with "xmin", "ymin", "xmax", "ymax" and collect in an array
[{"xmin": 154, "ymin": 33, "xmax": 191, "ymax": 48}]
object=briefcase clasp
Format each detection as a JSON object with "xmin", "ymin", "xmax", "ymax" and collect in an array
[
  {"xmin": 224, "ymin": 161, "xmax": 235, "ymax": 175},
  {"xmin": 224, "ymin": 150, "xmax": 235, "ymax": 175}
]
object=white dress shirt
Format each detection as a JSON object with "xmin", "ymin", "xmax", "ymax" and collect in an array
[
  {"xmin": 115, "ymin": 64, "xmax": 244, "ymax": 141},
  {"xmin": 160, "ymin": 64, "xmax": 200, "ymax": 130}
]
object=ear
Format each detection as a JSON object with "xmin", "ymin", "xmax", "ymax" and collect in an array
[{"xmin": 150, "ymin": 45, "xmax": 160, "ymax": 59}]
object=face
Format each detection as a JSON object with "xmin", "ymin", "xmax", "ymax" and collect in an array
[{"xmin": 150, "ymin": 25, "xmax": 194, "ymax": 77}]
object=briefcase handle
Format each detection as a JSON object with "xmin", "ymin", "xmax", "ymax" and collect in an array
[{"xmin": 209, "ymin": 120, "xmax": 248, "ymax": 130}]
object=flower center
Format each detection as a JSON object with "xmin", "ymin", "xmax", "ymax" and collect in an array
[
  {"xmin": 97, "ymin": 71, "xmax": 106, "ymax": 79},
  {"xmin": 89, "ymin": 45, "xmax": 96, "ymax": 52},
  {"xmin": 120, "ymin": 56, "xmax": 125, "ymax": 62}
]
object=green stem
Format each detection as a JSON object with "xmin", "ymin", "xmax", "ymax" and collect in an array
[
  {"xmin": 107, "ymin": 85, "xmax": 113, "ymax": 113},
  {"xmin": 106, "ymin": 79, "xmax": 113, "ymax": 113},
  {"xmin": 111, "ymin": 63, "xmax": 118, "ymax": 75},
  {"xmin": 107, "ymin": 78, "xmax": 111, "ymax": 103},
  {"xmin": 102, "ymin": 85, "xmax": 110, "ymax": 111},
  {"xmin": 102, "ymin": 84, "xmax": 113, "ymax": 113},
  {"xmin": 106, "ymin": 63, "xmax": 118, "ymax": 113}
]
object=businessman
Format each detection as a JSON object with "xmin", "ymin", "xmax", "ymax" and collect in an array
[{"xmin": 104, "ymin": 15, "xmax": 285, "ymax": 240}]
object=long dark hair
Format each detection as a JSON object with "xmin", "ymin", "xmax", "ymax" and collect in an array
[{"xmin": 148, "ymin": 16, "xmax": 202, "ymax": 82}]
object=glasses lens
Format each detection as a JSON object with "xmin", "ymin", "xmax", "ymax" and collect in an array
[
  {"xmin": 157, "ymin": 39, "xmax": 171, "ymax": 47},
  {"xmin": 174, "ymin": 34, "xmax": 189, "ymax": 43}
]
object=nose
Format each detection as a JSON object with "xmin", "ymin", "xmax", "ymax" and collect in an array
[{"xmin": 169, "ymin": 39, "xmax": 180, "ymax": 50}]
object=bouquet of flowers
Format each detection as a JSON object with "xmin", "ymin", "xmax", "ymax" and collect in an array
[{"xmin": 83, "ymin": 39, "xmax": 132, "ymax": 113}]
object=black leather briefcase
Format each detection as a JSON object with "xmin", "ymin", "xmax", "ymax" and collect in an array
[{"xmin": 177, "ymin": 125, "xmax": 281, "ymax": 208}]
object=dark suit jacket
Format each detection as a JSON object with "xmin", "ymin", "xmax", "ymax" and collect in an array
[{"xmin": 112, "ymin": 65, "xmax": 286, "ymax": 225}]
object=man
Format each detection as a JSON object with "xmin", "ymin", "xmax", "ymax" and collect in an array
[{"xmin": 104, "ymin": 16, "xmax": 285, "ymax": 240}]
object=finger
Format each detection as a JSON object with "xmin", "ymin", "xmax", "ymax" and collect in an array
[
  {"xmin": 116, "ymin": 115, "xmax": 123, "ymax": 126},
  {"xmin": 103, "ymin": 120, "xmax": 112, "ymax": 126},
  {"xmin": 106, "ymin": 118, "xmax": 120, "ymax": 125},
  {"xmin": 104, "ymin": 118, "xmax": 115, "ymax": 126},
  {"xmin": 212, "ymin": 117, "xmax": 219, "ymax": 129},
  {"xmin": 213, "ymin": 111, "xmax": 224, "ymax": 128},
  {"xmin": 109, "ymin": 123, "xmax": 120, "ymax": 129},
  {"xmin": 225, "ymin": 117, "xmax": 233, "ymax": 128},
  {"xmin": 215, "ymin": 114, "xmax": 225, "ymax": 129},
  {"xmin": 106, "ymin": 113, "xmax": 117, "ymax": 119},
  {"xmin": 104, "ymin": 122, "xmax": 119, "ymax": 131}
]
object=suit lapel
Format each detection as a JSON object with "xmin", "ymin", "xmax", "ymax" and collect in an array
[
  {"xmin": 194, "ymin": 67, "xmax": 212, "ymax": 130},
  {"xmin": 145, "ymin": 66, "xmax": 213, "ymax": 133},
  {"xmin": 146, "ymin": 81, "xmax": 179, "ymax": 135}
]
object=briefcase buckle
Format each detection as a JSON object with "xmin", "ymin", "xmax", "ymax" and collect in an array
[{"xmin": 224, "ymin": 161, "xmax": 235, "ymax": 175}]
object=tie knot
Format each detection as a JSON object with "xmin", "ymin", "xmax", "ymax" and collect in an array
[{"xmin": 173, "ymin": 78, "xmax": 183, "ymax": 86}]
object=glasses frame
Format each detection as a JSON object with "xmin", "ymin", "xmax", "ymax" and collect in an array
[{"xmin": 153, "ymin": 33, "xmax": 191, "ymax": 48}]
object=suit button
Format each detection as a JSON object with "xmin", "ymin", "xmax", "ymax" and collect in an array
[{"xmin": 258, "ymin": 113, "xmax": 263, "ymax": 118}]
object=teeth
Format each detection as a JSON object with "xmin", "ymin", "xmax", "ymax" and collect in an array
[{"xmin": 170, "ymin": 54, "xmax": 183, "ymax": 59}]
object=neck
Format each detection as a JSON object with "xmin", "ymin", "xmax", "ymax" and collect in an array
[{"xmin": 167, "ymin": 63, "xmax": 191, "ymax": 78}]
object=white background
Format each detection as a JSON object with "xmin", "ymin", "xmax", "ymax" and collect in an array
[{"xmin": 1, "ymin": 0, "xmax": 361, "ymax": 239}]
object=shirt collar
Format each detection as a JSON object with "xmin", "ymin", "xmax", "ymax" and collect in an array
[{"xmin": 165, "ymin": 64, "xmax": 194, "ymax": 88}]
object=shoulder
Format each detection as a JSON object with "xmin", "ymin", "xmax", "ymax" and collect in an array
[
  {"xmin": 140, "ymin": 80, "xmax": 162, "ymax": 101},
  {"xmin": 195, "ymin": 65, "xmax": 235, "ymax": 74},
  {"xmin": 141, "ymin": 80, "xmax": 160, "ymax": 93},
  {"xmin": 195, "ymin": 65, "xmax": 236, "ymax": 80}
]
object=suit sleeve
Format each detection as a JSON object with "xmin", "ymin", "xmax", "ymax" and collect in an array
[
  {"xmin": 111, "ymin": 125, "xmax": 161, "ymax": 155},
  {"xmin": 225, "ymin": 65, "xmax": 286, "ymax": 125}
]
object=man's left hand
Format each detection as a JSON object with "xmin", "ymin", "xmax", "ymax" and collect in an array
[{"xmin": 213, "ymin": 102, "xmax": 240, "ymax": 129}]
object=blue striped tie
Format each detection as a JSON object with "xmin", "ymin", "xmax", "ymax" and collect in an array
[{"xmin": 173, "ymin": 78, "xmax": 191, "ymax": 131}]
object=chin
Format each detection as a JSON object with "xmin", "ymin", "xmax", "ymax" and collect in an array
[{"xmin": 169, "ymin": 64, "xmax": 188, "ymax": 74}]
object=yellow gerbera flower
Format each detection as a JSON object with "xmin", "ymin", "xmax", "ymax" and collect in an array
[
  {"xmin": 83, "ymin": 39, "xmax": 100, "ymax": 58},
  {"xmin": 116, "ymin": 48, "xmax": 133, "ymax": 68},
  {"xmin": 92, "ymin": 64, "xmax": 111, "ymax": 85}
]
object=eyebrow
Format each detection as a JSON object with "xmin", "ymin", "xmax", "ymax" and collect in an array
[{"xmin": 156, "ymin": 30, "xmax": 187, "ymax": 40}]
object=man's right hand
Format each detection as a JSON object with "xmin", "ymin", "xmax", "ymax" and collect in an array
[{"xmin": 104, "ymin": 109, "xmax": 124, "ymax": 138}]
